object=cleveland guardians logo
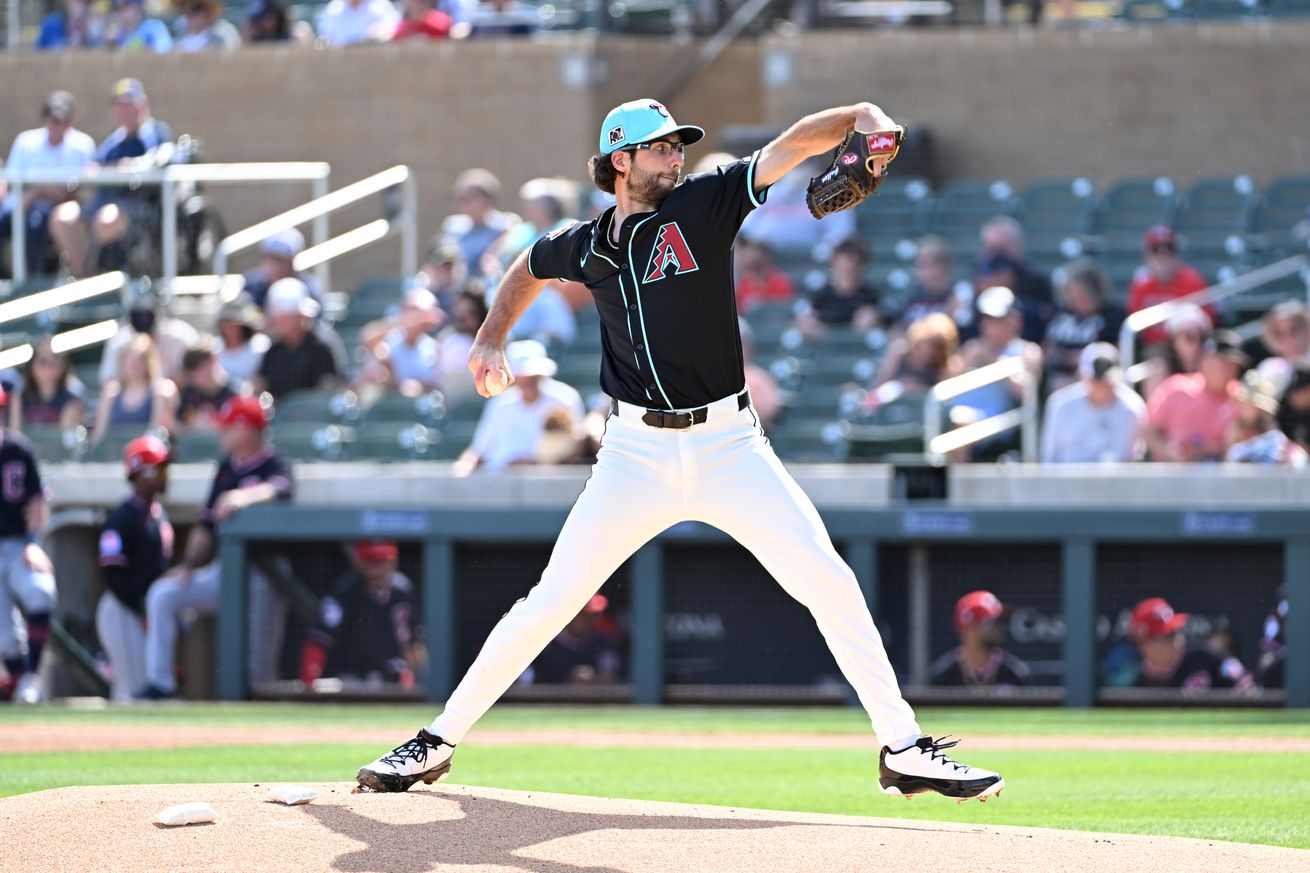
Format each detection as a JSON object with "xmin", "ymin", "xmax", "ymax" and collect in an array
[{"xmin": 643, "ymin": 222, "xmax": 699, "ymax": 283}]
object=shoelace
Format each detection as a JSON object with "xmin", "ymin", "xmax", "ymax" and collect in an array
[
  {"xmin": 922, "ymin": 736, "xmax": 966, "ymax": 772},
  {"xmin": 380, "ymin": 734, "xmax": 436, "ymax": 769}
]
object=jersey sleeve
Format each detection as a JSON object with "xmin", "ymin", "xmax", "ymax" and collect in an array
[
  {"xmin": 685, "ymin": 151, "xmax": 770, "ymax": 232},
  {"xmin": 526, "ymin": 220, "xmax": 589, "ymax": 282},
  {"xmin": 22, "ymin": 449, "xmax": 45, "ymax": 504},
  {"xmin": 264, "ymin": 452, "xmax": 295, "ymax": 500}
]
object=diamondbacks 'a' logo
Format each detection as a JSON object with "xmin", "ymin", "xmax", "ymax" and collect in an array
[{"xmin": 643, "ymin": 222, "xmax": 699, "ymax": 283}]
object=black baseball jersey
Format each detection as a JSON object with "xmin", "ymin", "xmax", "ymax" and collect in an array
[
  {"xmin": 1132, "ymin": 647, "xmax": 1254, "ymax": 692},
  {"xmin": 527, "ymin": 153, "xmax": 771, "ymax": 409},
  {"xmin": 98, "ymin": 496, "xmax": 173, "ymax": 616},
  {"xmin": 930, "ymin": 647, "xmax": 1031, "ymax": 688},
  {"xmin": 0, "ymin": 431, "xmax": 46, "ymax": 538},
  {"xmin": 201, "ymin": 446, "xmax": 294, "ymax": 530},
  {"xmin": 307, "ymin": 570, "xmax": 418, "ymax": 680}
]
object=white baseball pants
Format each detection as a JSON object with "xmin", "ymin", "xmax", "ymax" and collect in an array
[
  {"xmin": 144, "ymin": 562, "xmax": 286, "ymax": 692},
  {"xmin": 432, "ymin": 392, "xmax": 921, "ymax": 747},
  {"xmin": 96, "ymin": 593, "xmax": 146, "ymax": 702},
  {"xmin": 0, "ymin": 538, "xmax": 57, "ymax": 662}
]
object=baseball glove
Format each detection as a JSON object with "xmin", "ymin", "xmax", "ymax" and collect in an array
[{"xmin": 805, "ymin": 125, "xmax": 906, "ymax": 220}]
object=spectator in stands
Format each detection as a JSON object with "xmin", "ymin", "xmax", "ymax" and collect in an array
[
  {"xmin": 496, "ymin": 178, "xmax": 577, "ymax": 268},
  {"xmin": 795, "ymin": 237, "xmax": 881, "ymax": 339},
  {"xmin": 214, "ymin": 295, "xmax": 269, "ymax": 391},
  {"xmin": 435, "ymin": 287, "xmax": 488, "ymax": 403},
  {"xmin": 1144, "ymin": 329, "xmax": 1245, "ymax": 462},
  {"xmin": 738, "ymin": 155, "xmax": 855, "ymax": 256},
  {"xmin": 896, "ymin": 235, "xmax": 969, "ymax": 333},
  {"xmin": 99, "ymin": 290, "xmax": 199, "ymax": 385},
  {"xmin": 507, "ymin": 282, "xmax": 575, "ymax": 347},
  {"xmin": 1102, "ymin": 597, "xmax": 1253, "ymax": 694},
  {"xmin": 36, "ymin": 0, "xmax": 106, "ymax": 49},
  {"xmin": 9, "ymin": 337, "xmax": 85, "ymax": 433},
  {"xmin": 318, "ymin": 0, "xmax": 400, "ymax": 45},
  {"xmin": 48, "ymin": 78, "xmax": 173, "ymax": 276},
  {"xmin": 0, "ymin": 387, "xmax": 57, "ymax": 705},
  {"xmin": 241, "ymin": 229, "xmax": 324, "ymax": 313},
  {"xmin": 1042, "ymin": 259, "xmax": 1123, "ymax": 393},
  {"xmin": 255, "ymin": 278, "xmax": 340, "ymax": 401},
  {"xmin": 172, "ymin": 0, "xmax": 242, "ymax": 50},
  {"xmin": 734, "ymin": 238, "xmax": 795, "ymax": 315},
  {"xmin": 300, "ymin": 540, "xmax": 425, "ymax": 689},
  {"xmin": 973, "ymin": 251, "xmax": 1046, "ymax": 343},
  {"xmin": 454, "ymin": 340, "xmax": 585, "ymax": 475},
  {"xmin": 1255, "ymin": 300, "xmax": 1310, "ymax": 395},
  {"xmin": 1225, "ymin": 372, "xmax": 1306, "ymax": 466},
  {"xmin": 1140, "ymin": 302, "xmax": 1211, "ymax": 400},
  {"xmin": 392, "ymin": 0, "xmax": 452, "ymax": 39},
  {"xmin": 467, "ymin": 0, "xmax": 540, "ymax": 36},
  {"xmin": 522, "ymin": 594, "xmax": 623, "ymax": 685},
  {"xmin": 1257, "ymin": 594, "xmax": 1287, "ymax": 690},
  {"xmin": 978, "ymin": 216, "xmax": 1054, "ymax": 331},
  {"xmin": 1040, "ymin": 343, "xmax": 1145, "ymax": 463},
  {"xmin": 738, "ymin": 319, "xmax": 782, "ymax": 428},
  {"xmin": 357, "ymin": 286, "xmax": 443, "ymax": 398},
  {"xmin": 442, "ymin": 168, "xmax": 519, "ymax": 279},
  {"xmin": 1127, "ymin": 226, "xmax": 1211, "ymax": 350},
  {"xmin": 175, "ymin": 347, "xmax": 235, "ymax": 432},
  {"xmin": 950, "ymin": 287, "xmax": 1042, "ymax": 458},
  {"xmin": 872, "ymin": 312, "xmax": 961, "ymax": 396},
  {"xmin": 1276, "ymin": 362, "xmax": 1310, "ymax": 453},
  {"xmin": 930, "ymin": 590, "xmax": 1030, "ymax": 688},
  {"xmin": 140, "ymin": 396, "xmax": 294, "ymax": 698},
  {"xmin": 96, "ymin": 435, "xmax": 172, "ymax": 702},
  {"xmin": 91, "ymin": 333, "xmax": 177, "ymax": 444},
  {"xmin": 107, "ymin": 0, "xmax": 173, "ymax": 52},
  {"xmin": 246, "ymin": 0, "xmax": 314, "ymax": 43},
  {"xmin": 415, "ymin": 237, "xmax": 468, "ymax": 315},
  {"xmin": 1, "ymin": 91, "xmax": 96, "ymax": 280}
]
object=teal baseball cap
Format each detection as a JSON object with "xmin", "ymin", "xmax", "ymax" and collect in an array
[{"xmin": 599, "ymin": 99, "xmax": 705, "ymax": 155}]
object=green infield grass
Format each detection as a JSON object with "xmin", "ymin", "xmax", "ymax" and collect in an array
[{"xmin": 2, "ymin": 704, "xmax": 1308, "ymax": 849}]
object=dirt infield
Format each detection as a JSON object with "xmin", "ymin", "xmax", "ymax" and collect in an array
[
  {"xmin": 1, "ymin": 782, "xmax": 1304, "ymax": 873},
  {"xmin": 5, "ymin": 722, "xmax": 1309, "ymax": 755}
]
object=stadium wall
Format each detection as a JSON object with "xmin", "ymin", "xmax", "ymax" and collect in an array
[{"xmin": 4, "ymin": 25, "xmax": 1308, "ymax": 293}]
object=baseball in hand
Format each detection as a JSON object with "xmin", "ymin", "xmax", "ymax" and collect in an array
[{"xmin": 484, "ymin": 367, "xmax": 510, "ymax": 397}]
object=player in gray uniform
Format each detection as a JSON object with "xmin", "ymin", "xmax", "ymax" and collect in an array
[
  {"xmin": 0, "ymin": 387, "xmax": 57, "ymax": 704},
  {"xmin": 358, "ymin": 99, "xmax": 1004, "ymax": 802}
]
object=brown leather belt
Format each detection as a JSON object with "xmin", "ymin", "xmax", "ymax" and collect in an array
[{"xmin": 614, "ymin": 390, "xmax": 751, "ymax": 430}]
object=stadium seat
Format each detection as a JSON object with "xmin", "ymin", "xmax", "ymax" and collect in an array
[
  {"xmin": 23, "ymin": 425, "xmax": 85, "ymax": 463},
  {"xmin": 1268, "ymin": 0, "xmax": 1310, "ymax": 14},
  {"xmin": 85, "ymin": 426, "xmax": 153, "ymax": 463},
  {"xmin": 362, "ymin": 391, "xmax": 447, "ymax": 427},
  {"xmin": 430, "ymin": 420, "xmax": 478, "ymax": 459},
  {"xmin": 351, "ymin": 420, "xmax": 439, "ymax": 461},
  {"xmin": 174, "ymin": 430, "xmax": 222, "ymax": 463},
  {"xmin": 272, "ymin": 389, "xmax": 359, "ymax": 425},
  {"xmin": 1176, "ymin": 176, "xmax": 1258, "ymax": 241},
  {"xmin": 269, "ymin": 422, "xmax": 352, "ymax": 461},
  {"xmin": 927, "ymin": 180, "xmax": 1017, "ymax": 240},
  {"xmin": 1253, "ymin": 175, "xmax": 1310, "ymax": 258},
  {"xmin": 444, "ymin": 398, "xmax": 488, "ymax": 424},
  {"xmin": 765, "ymin": 416, "xmax": 848, "ymax": 462},
  {"xmin": 1094, "ymin": 177, "xmax": 1180, "ymax": 243},
  {"xmin": 1015, "ymin": 178, "xmax": 1098, "ymax": 249},
  {"xmin": 855, "ymin": 176, "xmax": 932, "ymax": 254}
]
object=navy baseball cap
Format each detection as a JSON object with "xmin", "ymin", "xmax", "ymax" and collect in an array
[{"xmin": 599, "ymin": 99, "xmax": 704, "ymax": 156}]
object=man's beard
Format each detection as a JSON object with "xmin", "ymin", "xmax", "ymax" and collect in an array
[{"xmin": 623, "ymin": 163, "xmax": 680, "ymax": 206}]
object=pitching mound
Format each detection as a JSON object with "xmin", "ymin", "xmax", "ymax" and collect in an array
[{"xmin": 1, "ymin": 783, "xmax": 1303, "ymax": 873}]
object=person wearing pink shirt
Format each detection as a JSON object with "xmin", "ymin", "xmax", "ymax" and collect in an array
[{"xmin": 1145, "ymin": 330, "xmax": 1246, "ymax": 462}]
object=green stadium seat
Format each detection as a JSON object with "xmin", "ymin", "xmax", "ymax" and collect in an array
[
  {"xmin": 351, "ymin": 420, "xmax": 439, "ymax": 461},
  {"xmin": 844, "ymin": 421, "xmax": 926, "ymax": 461},
  {"xmin": 855, "ymin": 177, "xmax": 932, "ymax": 250},
  {"xmin": 174, "ymin": 430, "xmax": 222, "ymax": 463},
  {"xmin": 445, "ymin": 398, "xmax": 488, "ymax": 424},
  {"xmin": 271, "ymin": 389, "xmax": 359, "ymax": 425},
  {"xmin": 1176, "ymin": 176, "xmax": 1258, "ymax": 239},
  {"xmin": 1253, "ymin": 176, "xmax": 1310, "ymax": 257},
  {"xmin": 1269, "ymin": 0, "xmax": 1310, "ymax": 14},
  {"xmin": 23, "ymin": 425, "xmax": 86, "ymax": 463},
  {"xmin": 927, "ymin": 180, "xmax": 1017, "ymax": 238},
  {"xmin": 269, "ymin": 422, "xmax": 353, "ymax": 461},
  {"xmin": 431, "ymin": 420, "xmax": 478, "ymax": 459},
  {"xmin": 361, "ymin": 391, "xmax": 447, "ymax": 426},
  {"xmin": 1095, "ymin": 177, "xmax": 1180, "ymax": 237},
  {"xmin": 85, "ymin": 426, "xmax": 155, "ymax": 463},
  {"xmin": 765, "ymin": 417, "xmax": 848, "ymax": 462}
]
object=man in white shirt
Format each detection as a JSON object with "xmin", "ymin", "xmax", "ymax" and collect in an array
[
  {"xmin": 455, "ymin": 340, "xmax": 584, "ymax": 475},
  {"xmin": 318, "ymin": 0, "xmax": 400, "ymax": 45},
  {"xmin": 1041, "ymin": 342, "xmax": 1146, "ymax": 463},
  {"xmin": 1, "ymin": 91, "xmax": 96, "ymax": 278}
]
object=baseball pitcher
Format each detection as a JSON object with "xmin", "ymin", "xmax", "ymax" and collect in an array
[{"xmin": 357, "ymin": 100, "xmax": 1003, "ymax": 802}]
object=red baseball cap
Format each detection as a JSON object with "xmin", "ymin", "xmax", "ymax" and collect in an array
[
  {"xmin": 583, "ymin": 593, "xmax": 608, "ymax": 614},
  {"xmin": 954, "ymin": 590, "xmax": 1006, "ymax": 632},
  {"xmin": 1143, "ymin": 225, "xmax": 1177, "ymax": 251},
  {"xmin": 355, "ymin": 539, "xmax": 398, "ymax": 563},
  {"xmin": 1129, "ymin": 597, "xmax": 1188, "ymax": 641},
  {"xmin": 124, "ymin": 434, "xmax": 172, "ymax": 477},
  {"xmin": 213, "ymin": 395, "xmax": 267, "ymax": 431}
]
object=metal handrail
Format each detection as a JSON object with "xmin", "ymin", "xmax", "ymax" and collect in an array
[
  {"xmin": 924, "ymin": 354, "xmax": 1039, "ymax": 462},
  {"xmin": 5, "ymin": 162, "xmax": 331, "ymax": 286},
  {"xmin": 0, "ymin": 318, "xmax": 120, "ymax": 371},
  {"xmin": 1118, "ymin": 254, "xmax": 1310, "ymax": 385},
  {"xmin": 0, "ymin": 271, "xmax": 126, "ymax": 326},
  {"xmin": 211, "ymin": 165, "xmax": 417, "ymax": 302}
]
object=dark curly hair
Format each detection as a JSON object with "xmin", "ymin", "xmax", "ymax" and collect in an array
[{"xmin": 587, "ymin": 152, "xmax": 625, "ymax": 195}]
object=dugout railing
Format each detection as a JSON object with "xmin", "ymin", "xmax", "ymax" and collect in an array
[{"xmin": 214, "ymin": 504, "xmax": 1309, "ymax": 709}]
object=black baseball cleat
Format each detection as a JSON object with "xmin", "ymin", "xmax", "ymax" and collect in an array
[
  {"xmin": 879, "ymin": 736, "xmax": 1005, "ymax": 802},
  {"xmin": 356, "ymin": 729, "xmax": 456, "ymax": 793}
]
